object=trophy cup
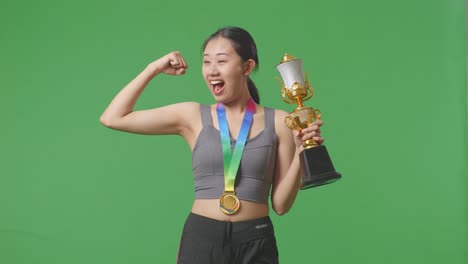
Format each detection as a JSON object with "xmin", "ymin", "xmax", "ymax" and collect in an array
[{"xmin": 276, "ymin": 53, "xmax": 341, "ymax": 189}]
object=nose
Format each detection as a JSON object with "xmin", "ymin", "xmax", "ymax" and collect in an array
[{"xmin": 206, "ymin": 63, "xmax": 220, "ymax": 76}]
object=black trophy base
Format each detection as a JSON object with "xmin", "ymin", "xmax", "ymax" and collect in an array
[{"xmin": 300, "ymin": 145, "xmax": 341, "ymax": 190}]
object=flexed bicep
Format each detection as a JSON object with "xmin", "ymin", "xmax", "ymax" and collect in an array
[{"xmin": 103, "ymin": 102, "xmax": 199, "ymax": 136}]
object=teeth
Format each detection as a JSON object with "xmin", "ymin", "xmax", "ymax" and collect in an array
[{"xmin": 211, "ymin": 80, "xmax": 223, "ymax": 85}]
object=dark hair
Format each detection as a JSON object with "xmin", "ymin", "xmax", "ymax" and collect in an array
[{"xmin": 202, "ymin": 27, "xmax": 260, "ymax": 104}]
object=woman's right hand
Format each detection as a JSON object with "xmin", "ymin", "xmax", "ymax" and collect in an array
[{"xmin": 150, "ymin": 51, "xmax": 189, "ymax": 76}]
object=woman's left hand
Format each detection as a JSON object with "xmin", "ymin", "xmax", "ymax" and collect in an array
[{"xmin": 292, "ymin": 120, "xmax": 325, "ymax": 150}]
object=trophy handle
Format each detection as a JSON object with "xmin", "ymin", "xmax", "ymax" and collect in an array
[
  {"xmin": 276, "ymin": 77, "xmax": 296, "ymax": 104},
  {"xmin": 313, "ymin": 109, "xmax": 322, "ymax": 121},
  {"xmin": 303, "ymin": 71, "xmax": 314, "ymax": 101},
  {"xmin": 284, "ymin": 115, "xmax": 300, "ymax": 131}
]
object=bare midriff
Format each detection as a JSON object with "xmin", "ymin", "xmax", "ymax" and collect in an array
[{"xmin": 191, "ymin": 199, "xmax": 269, "ymax": 222}]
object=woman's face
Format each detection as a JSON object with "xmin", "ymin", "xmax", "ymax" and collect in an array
[{"xmin": 202, "ymin": 37, "xmax": 248, "ymax": 103}]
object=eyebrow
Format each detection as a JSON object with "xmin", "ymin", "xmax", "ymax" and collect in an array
[{"xmin": 203, "ymin": 52, "xmax": 229, "ymax": 57}]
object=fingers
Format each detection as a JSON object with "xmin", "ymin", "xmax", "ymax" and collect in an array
[
  {"xmin": 293, "ymin": 130, "xmax": 325, "ymax": 146},
  {"xmin": 300, "ymin": 130, "xmax": 323, "ymax": 142},
  {"xmin": 168, "ymin": 51, "xmax": 188, "ymax": 70},
  {"xmin": 314, "ymin": 136, "xmax": 325, "ymax": 144},
  {"xmin": 175, "ymin": 67, "xmax": 186, "ymax": 75},
  {"xmin": 300, "ymin": 120, "xmax": 323, "ymax": 134},
  {"xmin": 301, "ymin": 126, "xmax": 321, "ymax": 135},
  {"xmin": 293, "ymin": 120, "xmax": 325, "ymax": 145},
  {"xmin": 152, "ymin": 51, "xmax": 189, "ymax": 76},
  {"xmin": 313, "ymin": 120, "xmax": 323, "ymax": 126}
]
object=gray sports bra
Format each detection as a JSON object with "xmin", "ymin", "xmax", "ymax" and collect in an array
[{"xmin": 192, "ymin": 104, "xmax": 278, "ymax": 204}]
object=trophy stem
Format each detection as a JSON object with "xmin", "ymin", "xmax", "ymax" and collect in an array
[{"xmin": 295, "ymin": 97, "xmax": 304, "ymax": 108}]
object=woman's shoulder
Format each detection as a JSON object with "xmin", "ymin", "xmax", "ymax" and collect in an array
[
  {"xmin": 255, "ymin": 105, "xmax": 289, "ymax": 133},
  {"xmin": 265, "ymin": 107, "xmax": 291, "ymax": 137},
  {"xmin": 261, "ymin": 106, "xmax": 289, "ymax": 121}
]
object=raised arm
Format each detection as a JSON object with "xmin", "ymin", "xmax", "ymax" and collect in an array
[
  {"xmin": 270, "ymin": 110, "xmax": 324, "ymax": 215},
  {"xmin": 100, "ymin": 51, "xmax": 198, "ymax": 137}
]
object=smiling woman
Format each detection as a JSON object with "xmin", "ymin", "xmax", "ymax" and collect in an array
[
  {"xmin": 202, "ymin": 28, "xmax": 260, "ymax": 104},
  {"xmin": 99, "ymin": 26, "xmax": 325, "ymax": 264}
]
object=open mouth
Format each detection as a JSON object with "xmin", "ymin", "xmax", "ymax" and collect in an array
[{"xmin": 210, "ymin": 80, "xmax": 225, "ymax": 95}]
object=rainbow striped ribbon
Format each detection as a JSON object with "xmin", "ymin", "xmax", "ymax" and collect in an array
[{"xmin": 216, "ymin": 98, "xmax": 255, "ymax": 193}]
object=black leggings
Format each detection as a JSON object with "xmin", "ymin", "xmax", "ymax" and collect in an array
[{"xmin": 177, "ymin": 213, "xmax": 279, "ymax": 264}]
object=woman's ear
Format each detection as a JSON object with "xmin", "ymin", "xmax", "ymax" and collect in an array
[{"xmin": 243, "ymin": 59, "xmax": 256, "ymax": 76}]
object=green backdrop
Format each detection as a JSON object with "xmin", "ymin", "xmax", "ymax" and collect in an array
[{"xmin": 1, "ymin": 0, "xmax": 466, "ymax": 263}]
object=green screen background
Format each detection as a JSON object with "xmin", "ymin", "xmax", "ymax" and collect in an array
[{"xmin": 1, "ymin": 0, "xmax": 466, "ymax": 263}]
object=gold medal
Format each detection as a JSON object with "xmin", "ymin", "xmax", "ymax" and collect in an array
[{"xmin": 219, "ymin": 192, "xmax": 240, "ymax": 215}]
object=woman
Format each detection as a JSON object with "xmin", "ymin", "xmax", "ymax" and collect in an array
[{"xmin": 100, "ymin": 27, "xmax": 324, "ymax": 264}]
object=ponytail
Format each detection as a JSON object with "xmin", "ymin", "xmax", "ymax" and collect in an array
[{"xmin": 247, "ymin": 77, "xmax": 260, "ymax": 104}]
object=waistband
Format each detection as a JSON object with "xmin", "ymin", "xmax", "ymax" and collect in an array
[{"xmin": 183, "ymin": 213, "xmax": 275, "ymax": 245}]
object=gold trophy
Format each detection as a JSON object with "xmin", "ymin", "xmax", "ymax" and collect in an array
[{"xmin": 276, "ymin": 53, "xmax": 341, "ymax": 189}]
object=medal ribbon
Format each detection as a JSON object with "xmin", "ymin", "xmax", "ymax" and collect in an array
[{"xmin": 216, "ymin": 98, "xmax": 255, "ymax": 193}]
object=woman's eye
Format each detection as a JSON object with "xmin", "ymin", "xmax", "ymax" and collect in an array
[
  {"xmin": 203, "ymin": 61, "xmax": 210, "ymax": 64},
  {"xmin": 218, "ymin": 61, "xmax": 226, "ymax": 64}
]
